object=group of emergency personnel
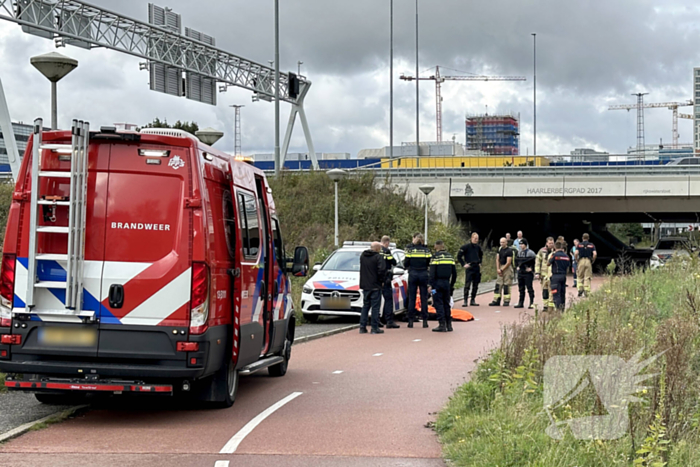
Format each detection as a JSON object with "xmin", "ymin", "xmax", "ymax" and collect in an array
[
  {"xmin": 534, "ymin": 233, "xmax": 597, "ymax": 311},
  {"xmin": 358, "ymin": 231, "xmax": 597, "ymax": 335},
  {"xmin": 358, "ymin": 233, "xmax": 457, "ymax": 334}
]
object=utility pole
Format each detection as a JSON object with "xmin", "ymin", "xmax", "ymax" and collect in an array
[
  {"xmin": 389, "ymin": 0, "xmax": 394, "ymax": 167},
  {"xmin": 415, "ymin": 0, "xmax": 420, "ymax": 157},
  {"xmin": 274, "ymin": 0, "xmax": 281, "ymax": 176},
  {"xmin": 230, "ymin": 105, "xmax": 244, "ymax": 156}
]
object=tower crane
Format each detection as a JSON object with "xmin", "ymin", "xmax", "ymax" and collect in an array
[
  {"xmin": 400, "ymin": 66, "xmax": 526, "ymax": 142},
  {"xmin": 608, "ymin": 99, "xmax": 694, "ymax": 149}
]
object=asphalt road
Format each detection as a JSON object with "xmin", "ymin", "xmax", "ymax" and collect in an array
[{"xmin": 0, "ymin": 278, "xmax": 602, "ymax": 467}]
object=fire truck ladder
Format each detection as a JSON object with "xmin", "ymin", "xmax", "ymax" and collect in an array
[{"xmin": 25, "ymin": 118, "xmax": 90, "ymax": 317}]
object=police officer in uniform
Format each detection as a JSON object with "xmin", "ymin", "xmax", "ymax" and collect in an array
[
  {"xmin": 404, "ymin": 233, "xmax": 432, "ymax": 328},
  {"xmin": 548, "ymin": 241, "xmax": 571, "ymax": 311},
  {"xmin": 490, "ymin": 237, "xmax": 513, "ymax": 307},
  {"xmin": 575, "ymin": 233, "xmax": 597, "ymax": 297},
  {"xmin": 429, "ymin": 240, "xmax": 457, "ymax": 333},
  {"xmin": 457, "ymin": 232, "xmax": 483, "ymax": 307},
  {"xmin": 380, "ymin": 236, "xmax": 400, "ymax": 328},
  {"xmin": 535, "ymin": 237, "xmax": 555, "ymax": 311}
]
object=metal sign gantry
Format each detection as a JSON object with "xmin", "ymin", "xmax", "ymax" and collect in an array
[{"xmin": 0, "ymin": 0, "xmax": 318, "ymax": 170}]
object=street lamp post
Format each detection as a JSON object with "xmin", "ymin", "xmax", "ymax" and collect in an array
[
  {"xmin": 274, "ymin": 0, "xmax": 281, "ymax": 177},
  {"xmin": 327, "ymin": 169, "xmax": 348, "ymax": 247},
  {"xmin": 297, "ymin": 60, "xmax": 303, "ymax": 76},
  {"xmin": 532, "ymin": 33, "xmax": 537, "ymax": 157},
  {"xmin": 415, "ymin": 0, "xmax": 420, "ymax": 157},
  {"xmin": 30, "ymin": 52, "xmax": 78, "ymax": 130},
  {"xmin": 419, "ymin": 185, "xmax": 434, "ymax": 244}
]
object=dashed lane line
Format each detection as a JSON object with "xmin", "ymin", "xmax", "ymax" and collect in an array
[
  {"xmin": 219, "ymin": 392, "xmax": 303, "ymax": 454},
  {"xmin": 214, "ymin": 461, "xmax": 230, "ymax": 467}
]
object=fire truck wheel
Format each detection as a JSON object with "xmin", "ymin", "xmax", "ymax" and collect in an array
[
  {"xmin": 222, "ymin": 359, "xmax": 240, "ymax": 407},
  {"xmin": 268, "ymin": 326, "xmax": 292, "ymax": 377}
]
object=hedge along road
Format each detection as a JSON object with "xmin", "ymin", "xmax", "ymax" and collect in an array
[{"xmin": 0, "ymin": 278, "xmax": 603, "ymax": 467}]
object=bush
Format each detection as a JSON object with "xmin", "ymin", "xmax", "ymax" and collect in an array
[{"xmin": 437, "ymin": 258, "xmax": 700, "ymax": 466}]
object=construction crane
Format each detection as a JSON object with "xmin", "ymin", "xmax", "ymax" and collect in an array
[
  {"xmin": 608, "ymin": 99, "xmax": 694, "ymax": 149},
  {"xmin": 400, "ymin": 66, "xmax": 526, "ymax": 142}
]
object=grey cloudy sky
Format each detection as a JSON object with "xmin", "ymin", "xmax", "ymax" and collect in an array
[{"xmin": 1, "ymin": 0, "xmax": 700, "ymax": 157}]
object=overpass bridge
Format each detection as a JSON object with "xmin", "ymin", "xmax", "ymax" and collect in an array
[{"xmin": 365, "ymin": 163, "xmax": 700, "ymax": 249}]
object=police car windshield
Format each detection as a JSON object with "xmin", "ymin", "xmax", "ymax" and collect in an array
[{"xmin": 322, "ymin": 250, "xmax": 362, "ymax": 272}]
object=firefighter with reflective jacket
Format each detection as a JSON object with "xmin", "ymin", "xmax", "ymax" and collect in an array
[
  {"xmin": 404, "ymin": 233, "xmax": 432, "ymax": 328},
  {"xmin": 490, "ymin": 237, "xmax": 514, "ymax": 307},
  {"xmin": 575, "ymin": 233, "xmax": 597, "ymax": 297},
  {"xmin": 535, "ymin": 237, "xmax": 555, "ymax": 311},
  {"xmin": 429, "ymin": 240, "xmax": 457, "ymax": 333},
  {"xmin": 380, "ymin": 236, "xmax": 400, "ymax": 328},
  {"xmin": 548, "ymin": 241, "xmax": 571, "ymax": 311}
]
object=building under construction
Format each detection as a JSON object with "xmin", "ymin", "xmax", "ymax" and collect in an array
[{"xmin": 466, "ymin": 114, "xmax": 520, "ymax": 155}]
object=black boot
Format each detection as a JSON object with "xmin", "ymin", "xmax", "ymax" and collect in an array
[
  {"xmin": 378, "ymin": 322, "xmax": 385, "ymax": 328},
  {"xmin": 446, "ymin": 319, "xmax": 453, "ymax": 332},
  {"xmin": 432, "ymin": 321, "xmax": 448, "ymax": 332},
  {"xmin": 386, "ymin": 321, "xmax": 400, "ymax": 329},
  {"xmin": 359, "ymin": 327, "xmax": 368, "ymax": 334},
  {"xmin": 514, "ymin": 302, "xmax": 525, "ymax": 309},
  {"xmin": 489, "ymin": 299, "xmax": 501, "ymax": 307},
  {"xmin": 407, "ymin": 319, "xmax": 414, "ymax": 329},
  {"xmin": 371, "ymin": 328, "xmax": 385, "ymax": 334},
  {"xmin": 423, "ymin": 318, "xmax": 429, "ymax": 328},
  {"xmin": 470, "ymin": 299, "xmax": 479, "ymax": 307},
  {"xmin": 462, "ymin": 301, "xmax": 468, "ymax": 307},
  {"xmin": 503, "ymin": 301, "xmax": 510, "ymax": 307}
]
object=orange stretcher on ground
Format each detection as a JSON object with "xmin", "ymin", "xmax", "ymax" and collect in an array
[{"xmin": 414, "ymin": 295, "xmax": 474, "ymax": 322}]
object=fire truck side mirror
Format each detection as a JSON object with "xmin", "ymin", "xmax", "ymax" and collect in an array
[{"xmin": 292, "ymin": 246, "xmax": 309, "ymax": 277}]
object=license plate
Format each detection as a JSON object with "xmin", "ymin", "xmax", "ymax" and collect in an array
[
  {"xmin": 320, "ymin": 297, "xmax": 351, "ymax": 310},
  {"xmin": 38, "ymin": 327, "xmax": 97, "ymax": 347}
]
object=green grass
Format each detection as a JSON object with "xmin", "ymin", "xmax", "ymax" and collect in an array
[{"xmin": 437, "ymin": 257, "xmax": 700, "ymax": 466}]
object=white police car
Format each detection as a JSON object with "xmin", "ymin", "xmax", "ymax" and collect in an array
[{"xmin": 301, "ymin": 242, "xmax": 409, "ymax": 322}]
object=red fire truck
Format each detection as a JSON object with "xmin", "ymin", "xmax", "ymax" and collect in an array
[{"xmin": 0, "ymin": 119, "xmax": 309, "ymax": 407}]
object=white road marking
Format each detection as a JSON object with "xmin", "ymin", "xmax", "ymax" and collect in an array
[
  {"xmin": 495, "ymin": 310, "xmax": 501, "ymax": 313},
  {"xmin": 332, "ymin": 370, "xmax": 344, "ymax": 374},
  {"xmin": 373, "ymin": 353, "xmax": 383, "ymax": 357},
  {"xmin": 475, "ymin": 319, "xmax": 480, "ymax": 321},
  {"xmin": 219, "ymin": 392, "xmax": 303, "ymax": 454},
  {"xmin": 214, "ymin": 462, "xmax": 230, "ymax": 467},
  {"xmin": 413, "ymin": 339, "xmax": 422, "ymax": 342}
]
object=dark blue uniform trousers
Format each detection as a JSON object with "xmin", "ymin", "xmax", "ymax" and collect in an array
[{"xmin": 408, "ymin": 270, "xmax": 429, "ymax": 322}]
